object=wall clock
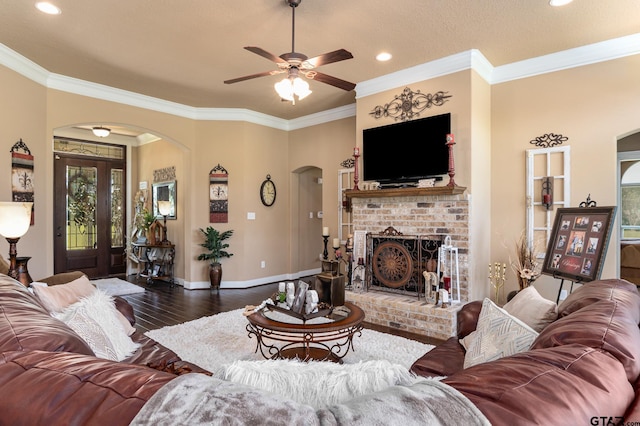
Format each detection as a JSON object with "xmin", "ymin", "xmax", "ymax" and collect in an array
[{"xmin": 260, "ymin": 174, "xmax": 276, "ymax": 206}]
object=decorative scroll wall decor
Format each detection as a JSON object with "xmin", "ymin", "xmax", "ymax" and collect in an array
[
  {"xmin": 340, "ymin": 158, "xmax": 355, "ymax": 168},
  {"xmin": 10, "ymin": 139, "xmax": 34, "ymax": 224},
  {"xmin": 153, "ymin": 166, "xmax": 176, "ymax": 183},
  {"xmin": 209, "ymin": 164, "xmax": 229, "ymax": 223},
  {"xmin": 530, "ymin": 133, "xmax": 568, "ymax": 148},
  {"xmin": 369, "ymin": 87, "xmax": 452, "ymax": 122}
]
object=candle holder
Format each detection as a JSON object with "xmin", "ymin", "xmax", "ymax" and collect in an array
[
  {"xmin": 489, "ymin": 262, "xmax": 506, "ymax": 305},
  {"xmin": 446, "ymin": 133, "xmax": 457, "ymax": 188},
  {"xmin": 352, "ymin": 147, "xmax": 360, "ymax": 190},
  {"xmin": 322, "ymin": 235, "xmax": 329, "ymax": 260}
]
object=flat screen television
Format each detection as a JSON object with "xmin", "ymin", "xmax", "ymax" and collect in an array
[{"xmin": 362, "ymin": 113, "xmax": 451, "ymax": 186}]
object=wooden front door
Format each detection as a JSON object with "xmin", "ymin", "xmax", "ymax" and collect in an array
[{"xmin": 54, "ymin": 153, "xmax": 126, "ymax": 278}]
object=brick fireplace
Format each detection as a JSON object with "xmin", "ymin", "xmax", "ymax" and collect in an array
[{"xmin": 344, "ymin": 186, "xmax": 469, "ymax": 340}]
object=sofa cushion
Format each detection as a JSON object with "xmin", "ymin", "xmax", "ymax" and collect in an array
[
  {"xmin": 531, "ymin": 298, "xmax": 640, "ymax": 383},
  {"xmin": 463, "ymin": 298, "xmax": 538, "ymax": 368},
  {"xmin": 0, "ymin": 350, "xmax": 175, "ymax": 425},
  {"xmin": 0, "ymin": 276, "xmax": 94, "ymax": 355},
  {"xmin": 32, "ymin": 275, "xmax": 96, "ymax": 313},
  {"xmin": 503, "ymin": 285, "xmax": 558, "ymax": 332},
  {"xmin": 54, "ymin": 291, "xmax": 140, "ymax": 361},
  {"xmin": 0, "ymin": 257, "xmax": 8, "ymax": 275},
  {"xmin": 446, "ymin": 345, "xmax": 635, "ymax": 426}
]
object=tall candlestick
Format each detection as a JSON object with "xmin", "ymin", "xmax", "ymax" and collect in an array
[
  {"xmin": 446, "ymin": 133, "xmax": 457, "ymax": 188},
  {"xmin": 322, "ymin": 235, "xmax": 329, "ymax": 260},
  {"xmin": 353, "ymin": 147, "xmax": 360, "ymax": 190}
]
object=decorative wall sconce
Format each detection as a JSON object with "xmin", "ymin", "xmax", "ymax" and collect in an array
[{"xmin": 542, "ymin": 176, "xmax": 554, "ymax": 210}]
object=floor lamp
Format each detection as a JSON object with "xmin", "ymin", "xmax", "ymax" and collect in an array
[{"xmin": 0, "ymin": 202, "xmax": 33, "ymax": 285}]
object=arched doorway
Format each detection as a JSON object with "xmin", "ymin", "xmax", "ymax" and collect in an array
[
  {"xmin": 53, "ymin": 124, "xmax": 188, "ymax": 281},
  {"xmin": 291, "ymin": 166, "xmax": 323, "ymax": 276},
  {"xmin": 617, "ymin": 130, "xmax": 640, "ymax": 285}
]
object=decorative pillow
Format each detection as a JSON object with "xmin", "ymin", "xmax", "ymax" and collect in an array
[
  {"xmin": 0, "ymin": 256, "xmax": 8, "ymax": 275},
  {"xmin": 503, "ymin": 285, "xmax": 558, "ymax": 332},
  {"xmin": 55, "ymin": 290, "xmax": 140, "ymax": 361},
  {"xmin": 214, "ymin": 358, "xmax": 418, "ymax": 409},
  {"xmin": 463, "ymin": 298, "xmax": 539, "ymax": 368},
  {"xmin": 33, "ymin": 275, "xmax": 95, "ymax": 313}
]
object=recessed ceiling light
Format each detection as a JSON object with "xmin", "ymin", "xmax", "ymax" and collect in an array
[
  {"xmin": 376, "ymin": 52, "xmax": 392, "ymax": 62},
  {"xmin": 35, "ymin": 2, "xmax": 61, "ymax": 15},
  {"xmin": 549, "ymin": 0, "xmax": 573, "ymax": 6}
]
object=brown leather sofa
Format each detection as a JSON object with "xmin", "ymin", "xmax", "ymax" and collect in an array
[
  {"xmin": 2, "ymin": 272, "xmax": 639, "ymax": 424},
  {"xmin": 0, "ymin": 274, "xmax": 209, "ymax": 425},
  {"xmin": 411, "ymin": 278, "xmax": 640, "ymax": 425}
]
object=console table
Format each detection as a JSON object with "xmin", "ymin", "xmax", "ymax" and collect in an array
[{"xmin": 130, "ymin": 242, "xmax": 175, "ymax": 285}]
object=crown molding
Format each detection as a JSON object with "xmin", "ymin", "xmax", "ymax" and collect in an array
[
  {"xmin": 355, "ymin": 50, "xmax": 482, "ymax": 99},
  {"xmin": 288, "ymin": 104, "xmax": 356, "ymax": 131},
  {"xmin": 2, "ymin": 33, "xmax": 639, "ymax": 130},
  {"xmin": 492, "ymin": 33, "xmax": 640, "ymax": 84},
  {"xmin": 0, "ymin": 43, "xmax": 49, "ymax": 85}
]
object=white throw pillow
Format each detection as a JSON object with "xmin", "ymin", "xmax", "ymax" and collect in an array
[
  {"xmin": 503, "ymin": 286, "xmax": 558, "ymax": 332},
  {"xmin": 55, "ymin": 290, "xmax": 140, "ymax": 361},
  {"xmin": 463, "ymin": 298, "xmax": 538, "ymax": 369},
  {"xmin": 214, "ymin": 359, "xmax": 419, "ymax": 409}
]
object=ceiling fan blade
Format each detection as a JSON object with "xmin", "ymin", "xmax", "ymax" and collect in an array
[
  {"xmin": 302, "ymin": 49, "xmax": 353, "ymax": 69},
  {"xmin": 306, "ymin": 71, "xmax": 356, "ymax": 91},
  {"xmin": 224, "ymin": 70, "xmax": 284, "ymax": 85},
  {"xmin": 244, "ymin": 46, "xmax": 288, "ymax": 64}
]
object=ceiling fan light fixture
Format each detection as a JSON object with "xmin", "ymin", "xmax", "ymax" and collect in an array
[
  {"xmin": 275, "ymin": 78, "xmax": 295, "ymax": 101},
  {"xmin": 274, "ymin": 76, "xmax": 312, "ymax": 102},
  {"xmin": 92, "ymin": 126, "xmax": 111, "ymax": 138}
]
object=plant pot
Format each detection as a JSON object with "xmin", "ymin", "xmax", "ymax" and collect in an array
[{"xmin": 209, "ymin": 262, "xmax": 222, "ymax": 291}]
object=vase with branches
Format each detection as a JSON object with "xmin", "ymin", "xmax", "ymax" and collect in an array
[{"xmin": 511, "ymin": 232, "xmax": 543, "ymax": 290}]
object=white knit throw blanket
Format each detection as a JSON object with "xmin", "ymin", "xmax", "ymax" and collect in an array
[{"xmin": 131, "ymin": 372, "xmax": 490, "ymax": 426}]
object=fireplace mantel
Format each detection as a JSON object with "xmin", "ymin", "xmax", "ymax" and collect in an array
[{"xmin": 344, "ymin": 186, "xmax": 466, "ymax": 199}]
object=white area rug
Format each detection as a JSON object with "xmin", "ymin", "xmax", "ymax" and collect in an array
[
  {"xmin": 91, "ymin": 278, "xmax": 145, "ymax": 296},
  {"xmin": 145, "ymin": 308, "xmax": 434, "ymax": 373}
]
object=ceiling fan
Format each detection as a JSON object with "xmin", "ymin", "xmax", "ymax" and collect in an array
[{"xmin": 224, "ymin": 0, "xmax": 355, "ymax": 103}]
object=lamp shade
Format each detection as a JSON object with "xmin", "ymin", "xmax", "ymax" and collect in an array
[
  {"xmin": 157, "ymin": 200, "xmax": 172, "ymax": 216},
  {"xmin": 0, "ymin": 202, "xmax": 33, "ymax": 239}
]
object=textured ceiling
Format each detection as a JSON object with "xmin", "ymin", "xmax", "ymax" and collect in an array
[{"xmin": 2, "ymin": 0, "xmax": 640, "ymax": 120}]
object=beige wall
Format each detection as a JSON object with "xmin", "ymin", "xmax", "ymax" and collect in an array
[
  {"xmin": 0, "ymin": 66, "xmax": 47, "ymax": 279},
  {"xmin": 491, "ymin": 55, "xmax": 640, "ymax": 301}
]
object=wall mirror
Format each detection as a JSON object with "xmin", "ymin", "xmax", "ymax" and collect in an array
[{"xmin": 152, "ymin": 180, "xmax": 176, "ymax": 220}]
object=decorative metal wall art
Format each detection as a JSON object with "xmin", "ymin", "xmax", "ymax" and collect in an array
[
  {"xmin": 529, "ymin": 133, "xmax": 568, "ymax": 148},
  {"xmin": 369, "ymin": 87, "xmax": 452, "ymax": 122},
  {"xmin": 209, "ymin": 164, "xmax": 229, "ymax": 223},
  {"xmin": 10, "ymin": 139, "xmax": 34, "ymax": 224},
  {"xmin": 340, "ymin": 158, "xmax": 355, "ymax": 168},
  {"xmin": 153, "ymin": 166, "xmax": 176, "ymax": 183}
]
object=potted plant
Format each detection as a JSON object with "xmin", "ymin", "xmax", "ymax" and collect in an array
[{"xmin": 197, "ymin": 227, "xmax": 233, "ymax": 291}]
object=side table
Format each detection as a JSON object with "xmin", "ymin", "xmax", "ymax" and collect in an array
[{"xmin": 130, "ymin": 242, "xmax": 175, "ymax": 285}]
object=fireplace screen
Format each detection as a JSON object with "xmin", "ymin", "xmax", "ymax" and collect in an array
[{"xmin": 366, "ymin": 228, "xmax": 441, "ymax": 297}]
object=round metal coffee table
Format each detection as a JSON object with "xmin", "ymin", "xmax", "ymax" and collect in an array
[{"xmin": 246, "ymin": 302, "xmax": 364, "ymax": 363}]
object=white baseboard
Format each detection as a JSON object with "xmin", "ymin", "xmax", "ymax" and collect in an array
[{"xmin": 181, "ymin": 268, "xmax": 322, "ymax": 290}]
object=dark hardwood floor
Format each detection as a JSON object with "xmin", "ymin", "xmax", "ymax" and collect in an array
[{"xmin": 121, "ymin": 275, "xmax": 444, "ymax": 346}]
